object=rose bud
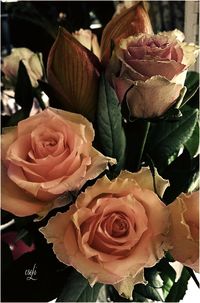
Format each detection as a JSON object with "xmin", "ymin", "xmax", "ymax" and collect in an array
[
  {"xmin": 109, "ymin": 30, "xmax": 199, "ymax": 118},
  {"xmin": 72, "ymin": 28, "xmax": 101, "ymax": 59},
  {"xmin": 1, "ymin": 108, "xmax": 115, "ymax": 218},
  {"xmin": 168, "ymin": 191, "xmax": 199, "ymax": 272},
  {"xmin": 2, "ymin": 48, "xmax": 43, "ymax": 88},
  {"xmin": 40, "ymin": 167, "xmax": 170, "ymax": 299}
]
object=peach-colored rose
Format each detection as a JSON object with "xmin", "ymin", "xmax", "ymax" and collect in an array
[
  {"xmin": 168, "ymin": 191, "xmax": 199, "ymax": 272},
  {"xmin": 72, "ymin": 29, "xmax": 101, "ymax": 59},
  {"xmin": 109, "ymin": 30, "xmax": 199, "ymax": 118},
  {"xmin": 1, "ymin": 108, "xmax": 115, "ymax": 217},
  {"xmin": 2, "ymin": 48, "xmax": 43, "ymax": 87},
  {"xmin": 40, "ymin": 167, "xmax": 170, "ymax": 299}
]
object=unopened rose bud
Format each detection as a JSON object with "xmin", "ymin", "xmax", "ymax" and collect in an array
[{"xmin": 72, "ymin": 28, "xmax": 101, "ymax": 59}]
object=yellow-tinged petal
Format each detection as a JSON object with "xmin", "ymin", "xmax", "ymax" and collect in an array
[
  {"xmin": 118, "ymin": 167, "xmax": 169, "ymax": 198},
  {"xmin": 124, "ymin": 76, "xmax": 183, "ymax": 118},
  {"xmin": 101, "ymin": 1, "xmax": 153, "ymax": 65},
  {"xmin": 114, "ymin": 271, "xmax": 147, "ymax": 300},
  {"xmin": 47, "ymin": 27, "xmax": 101, "ymax": 121},
  {"xmin": 180, "ymin": 42, "xmax": 200, "ymax": 67},
  {"xmin": 168, "ymin": 192, "xmax": 199, "ymax": 272}
]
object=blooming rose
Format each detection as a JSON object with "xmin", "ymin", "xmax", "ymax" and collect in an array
[
  {"xmin": 40, "ymin": 167, "xmax": 170, "ymax": 299},
  {"xmin": 72, "ymin": 29, "xmax": 101, "ymax": 59},
  {"xmin": 168, "ymin": 191, "xmax": 199, "ymax": 272},
  {"xmin": 2, "ymin": 48, "xmax": 43, "ymax": 87},
  {"xmin": 109, "ymin": 30, "xmax": 199, "ymax": 118},
  {"xmin": 1, "ymin": 108, "xmax": 115, "ymax": 217}
]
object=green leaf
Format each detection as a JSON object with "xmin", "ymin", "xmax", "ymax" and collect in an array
[
  {"xmin": 185, "ymin": 121, "xmax": 199, "ymax": 158},
  {"xmin": 155, "ymin": 258, "xmax": 176, "ymax": 299},
  {"xmin": 162, "ymin": 149, "xmax": 199, "ymax": 204},
  {"xmin": 56, "ymin": 268, "xmax": 102, "ymax": 302},
  {"xmin": 145, "ymin": 268, "xmax": 163, "ymax": 288},
  {"xmin": 147, "ymin": 105, "xmax": 199, "ymax": 170},
  {"xmin": 6, "ymin": 61, "xmax": 34, "ymax": 127},
  {"xmin": 133, "ymin": 291, "xmax": 149, "ymax": 302},
  {"xmin": 166, "ymin": 267, "xmax": 191, "ymax": 302},
  {"xmin": 181, "ymin": 71, "xmax": 199, "ymax": 107},
  {"xmin": 134, "ymin": 284, "xmax": 164, "ymax": 302},
  {"xmin": 96, "ymin": 74, "xmax": 126, "ymax": 175},
  {"xmin": 15, "ymin": 60, "xmax": 33, "ymax": 112},
  {"xmin": 6, "ymin": 109, "xmax": 30, "ymax": 127}
]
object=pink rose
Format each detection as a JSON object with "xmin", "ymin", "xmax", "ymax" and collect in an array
[
  {"xmin": 72, "ymin": 29, "xmax": 101, "ymax": 59},
  {"xmin": 40, "ymin": 167, "xmax": 170, "ymax": 299},
  {"xmin": 1, "ymin": 108, "xmax": 115, "ymax": 217},
  {"xmin": 168, "ymin": 191, "xmax": 199, "ymax": 272},
  {"xmin": 109, "ymin": 30, "xmax": 199, "ymax": 118},
  {"xmin": 2, "ymin": 48, "xmax": 43, "ymax": 88}
]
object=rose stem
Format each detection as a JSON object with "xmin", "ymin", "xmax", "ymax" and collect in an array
[
  {"xmin": 136, "ymin": 120, "xmax": 151, "ymax": 171},
  {"xmin": 124, "ymin": 120, "xmax": 151, "ymax": 172}
]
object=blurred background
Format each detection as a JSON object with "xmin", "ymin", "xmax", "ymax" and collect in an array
[{"xmin": 1, "ymin": 0, "xmax": 199, "ymax": 70}]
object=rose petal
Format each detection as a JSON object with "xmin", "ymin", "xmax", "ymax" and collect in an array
[
  {"xmin": 40, "ymin": 210, "xmax": 122, "ymax": 285},
  {"xmin": 1, "ymin": 127, "xmax": 18, "ymax": 163},
  {"xmin": 126, "ymin": 76, "xmax": 183, "ymax": 118},
  {"xmin": 158, "ymin": 29, "xmax": 185, "ymax": 42},
  {"xmin": 124, "ymin": 59, "xmax": 185, "ymax": 80},
  {"xmin": 168, "ymin": 192, "xmax": 199, "ymax": 272},
  {"xmin": 118, "ymin": 168, "xmax": 169, "ymax": 198},
  {"xmin": 114, "ymin": 270, "xmax": 147, "ymax": 300},
  {"xmin": 1, "ymin": 164, "xmax": 44, "ymax": 217},
  {"xmin": 180, "ymin": 42, "xmax": 200, "ymax": 67}
]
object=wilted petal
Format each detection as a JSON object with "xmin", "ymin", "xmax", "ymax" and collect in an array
[
  {"xmin": 47, "ymin": 27, "xmax": 101, "ymax": 121},
  {"xmin": 101, "ymin": 2, "xmax": 153, "ymax": 65}
]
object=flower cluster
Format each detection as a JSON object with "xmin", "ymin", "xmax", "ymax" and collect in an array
[{"xmin": 1, "ymin": 1, "xmax": 199, "ymax": 301}]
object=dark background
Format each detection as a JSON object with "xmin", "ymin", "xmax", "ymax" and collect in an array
[{"xmin": 1, "ymin": 1, "xmax": 185, "ymax": 66}]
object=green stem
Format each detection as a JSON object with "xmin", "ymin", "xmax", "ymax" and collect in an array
[
  {"xmin": 136, "ymin": 121, "xmax": 151, "ymax": 171},
  {"xmin": 124, "ymin": 120, "xmax": 151, "ymax": 172}
]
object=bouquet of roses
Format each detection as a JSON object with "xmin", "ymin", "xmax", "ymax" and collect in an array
[{"xmin": 1, "ymin": 2, "xmax": 199, "ymax": 302}]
